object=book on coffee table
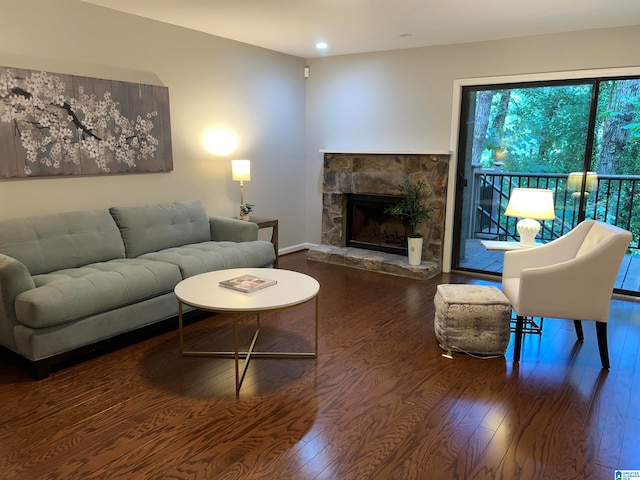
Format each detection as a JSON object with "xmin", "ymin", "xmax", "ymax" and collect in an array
[{"xmin": 219, "ymin": 274, "xmax": 277, "ymax": 293}]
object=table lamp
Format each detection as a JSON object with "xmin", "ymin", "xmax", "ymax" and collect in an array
[
  {"xmin": 231, "ymin": 159, "xmax": 251, "ymax": 206},
  {"xmin": 504, "ymin": 188, "xmax": 555, "ymax": 247}
]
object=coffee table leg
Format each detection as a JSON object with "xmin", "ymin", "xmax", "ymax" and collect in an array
[
  {"xmin": 234, "ymin": 312, "xmax": 240, "ymax": 394},
  {"xmin": 178, "ymin": 295, "xmax": 318, "ymax": 393},
  {"xmin": 236, "ymin": 314, "xmax": 261, "ymax": 394},
  {"xmin": 315, "ymin": 295, "xmax": 319, "ymax": 356},
  {"xmin": 178, "ymin": 301, "xmax": 184, "ymax": 353}
]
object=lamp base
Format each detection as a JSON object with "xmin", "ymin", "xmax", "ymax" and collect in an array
[{"xmin": 517, "ymin": 218, "xmax": 540, "ymax": 247}]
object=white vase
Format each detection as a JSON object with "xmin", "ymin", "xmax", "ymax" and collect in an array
[{"xmin": 407, "ymin": 236, "xmax": 423, "ymax": 266}]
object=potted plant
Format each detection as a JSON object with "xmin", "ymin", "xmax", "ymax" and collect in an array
[
  {"xmin": 384, "ymin": 177, "xmax": 432, "ymax": 265},
  {"xmin": 239, "ymin": 203, "xmax": 254, "ymax": 220}
]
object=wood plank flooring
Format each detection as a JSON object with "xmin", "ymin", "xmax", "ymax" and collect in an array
[{"xmin": 1, "ymin": 250, "xmax": 639, "ymax": 479}]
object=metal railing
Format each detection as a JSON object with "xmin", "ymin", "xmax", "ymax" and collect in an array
[{"xmin": 472, "ymin": 169, "xmax": 640, "ymax": 252}]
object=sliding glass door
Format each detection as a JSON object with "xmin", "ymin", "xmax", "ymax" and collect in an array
[{"xmin": 452, "ymin": 77, "xmax": 640, "ymax": 295}]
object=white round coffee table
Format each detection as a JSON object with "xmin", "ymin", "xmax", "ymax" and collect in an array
[{"xmin": 174, "ymin": 268, "xmax": 319, "ymax": 393}]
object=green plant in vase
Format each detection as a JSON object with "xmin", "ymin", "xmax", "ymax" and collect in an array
[
  {"xmin": 239, "ymin": 203, "xmax": 254, "ymax": 219},
  {"xmin": 385, "ymin": 177, "xmax": 432, "ymax": 266},
  {"xmin": 384, "ymin": 177, "xmax": 432, "ymax": 237}
]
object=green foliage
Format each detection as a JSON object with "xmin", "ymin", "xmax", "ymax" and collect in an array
[
  {"xmin": 485, "ymin": 84, "xmax": 592, "ymax": 172},
  {"xmin": 475, "ymin": 80, "xmax": 640, "ymax": 176},
  {"xmin": 384, "ymin": 177, "xmax": 432, "ymax": 237}
]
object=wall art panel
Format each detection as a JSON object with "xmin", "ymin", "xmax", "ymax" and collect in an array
[{"xmin": 0, "ymin": 67, "xmax": 172, "ymax": 178}]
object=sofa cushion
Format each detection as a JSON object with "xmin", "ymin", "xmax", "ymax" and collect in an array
[
  {"xmin": 0, "ymin": 210, "xmax": 125, "ymax": 275},
  {"xmin": 110, "ymin": 200, "xmax": 211, "ymax": 258},
  {"xmin": 14, "ymin": 259, "xmax": 182, "ymax": 329},
  {"xmin": 139, "ymin": 241, "xmax": 276, "ymax": 278}
]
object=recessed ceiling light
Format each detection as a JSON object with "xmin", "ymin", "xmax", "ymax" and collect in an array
[{"xmin": 316, "ymin": 42, "xmax": 328, "ymax": 49}]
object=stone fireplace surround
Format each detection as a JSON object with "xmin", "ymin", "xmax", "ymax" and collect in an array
[{"xmin": 307, "ymin": 152, "xmax": 450, "ymax": 279}]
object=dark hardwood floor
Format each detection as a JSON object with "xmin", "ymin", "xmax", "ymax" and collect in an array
[{"xmin": 1, "ymin": 251, "xmax": 639, "ymax": 479}]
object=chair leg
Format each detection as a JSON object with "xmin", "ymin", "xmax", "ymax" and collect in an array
[
  {"xmin": 513, "ymin": 315, "xmax": 524, "ymax": 362},
  {"xmin": 596, "ymin": 321, "xmax": 610, "ymax": 370},
  {"xmin": 573, "ymin": 320, "xmax": 584, "ymax": 341}
]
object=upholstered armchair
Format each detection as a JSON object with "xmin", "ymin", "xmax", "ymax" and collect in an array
[{"xmin": 501, "ymin": 220, "xmax": 632, "ymax": 369}]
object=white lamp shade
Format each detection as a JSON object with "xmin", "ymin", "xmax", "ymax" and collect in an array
[
  {"xmin": 504, "ymin": 188, "xmax": 555, "ymax": 220},
  {"xmin": 232, "ymin": 159, "xmax": 251, "ymax": 182},
  {"xmin": 505, "ymin": 188, "xmax": 555, "ymax": 247}
]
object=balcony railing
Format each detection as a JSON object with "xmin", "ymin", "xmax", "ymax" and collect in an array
[{"xmin": 471, "ymin": 169, "xmax": 640, "ymax": 253}]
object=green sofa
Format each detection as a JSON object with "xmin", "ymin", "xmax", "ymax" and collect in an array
[{"xmin": 0, "ymin": 200, "xmax": 276, "ymax": 378}]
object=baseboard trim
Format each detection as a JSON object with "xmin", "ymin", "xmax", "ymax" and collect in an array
[{"xmin": 279, "ymin": 243, "xmax": 316, "ymax": 256}]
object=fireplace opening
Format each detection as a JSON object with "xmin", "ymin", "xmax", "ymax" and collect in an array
[{"xmin": 346, "ymin": 194, "xmax": 409, "ymax": 255}]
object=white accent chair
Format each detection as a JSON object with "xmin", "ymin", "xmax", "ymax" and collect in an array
[{"xmin": 501, "ymin": 220, "xmax": 632, "ymax": 369}]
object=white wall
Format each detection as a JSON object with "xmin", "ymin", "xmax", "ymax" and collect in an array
[
  {"xmin": 304, "ymin": 25, "xmax": 640, "ymax": 262},
  {"xmin": 0, "ymin": 0, "xmax": 307, "ymax": 249}
]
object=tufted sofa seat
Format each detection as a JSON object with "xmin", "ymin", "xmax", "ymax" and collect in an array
[{"xmin": 17, "ymin": 259, "xmax": 181, "ymax": 329}]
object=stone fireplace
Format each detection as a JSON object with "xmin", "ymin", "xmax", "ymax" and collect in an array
[{"xmin": 308, "ymin": 152, "xmax": 450, "ymax": 279}]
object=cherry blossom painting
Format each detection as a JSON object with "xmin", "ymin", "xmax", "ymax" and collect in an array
[{"xmin": 0, "ymin": 67, "xmax": 172, "ymax": 178}]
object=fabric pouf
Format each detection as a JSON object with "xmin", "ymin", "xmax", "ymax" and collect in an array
[{"xmin": 434, "ymin": 284, "xmax": 511, "ymax": 355}]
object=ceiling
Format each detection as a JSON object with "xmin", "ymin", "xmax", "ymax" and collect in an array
[{"xmin": 82, "ymin": 0, "xmax": 640, "ymax": 58}]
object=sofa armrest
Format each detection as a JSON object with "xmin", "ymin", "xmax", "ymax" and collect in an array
[
  {"xmin": 209, "ymin": 216, "xmax": 258, "ymax": 242},
  {"xmin": 0, "ymin": 254, "xmax": 36, "ymax": 349},
  {"xmin": 503, "ymin": 240, "xmax": 576, "ymax": 279},
  {"xmin": 516, "ymin": 246, "xmax": 621, "ymax": 322}
]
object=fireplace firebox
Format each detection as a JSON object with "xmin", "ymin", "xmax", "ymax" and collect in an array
[{"xmin": 346, "ymin": 194, "xmax": 408, "ymax": 255}]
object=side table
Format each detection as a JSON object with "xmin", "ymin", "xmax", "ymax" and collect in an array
[
  {"xmin": 480, "ymin": 240, "xmax": 541, "ymax": 250},
  {"xmin": 480, "ymin": 239, "xmax": 544, "ymax": 335},
  {"xmin": 247, "ymin": 216, "xmax": 279, "ymax": 268}
]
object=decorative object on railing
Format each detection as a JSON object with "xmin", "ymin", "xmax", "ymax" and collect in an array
[
  {"xmin": 504, "ymin": 188, "xmax": 556, "ymax": 247},
  {"xmin": 0, "ymin": 66, "xmax": 172, "ymax": 178},
  {"xmin": 567, "ymin": 171, "xmax": 598, "ymax": 199}
]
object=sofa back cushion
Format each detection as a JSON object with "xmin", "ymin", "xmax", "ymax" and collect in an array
[
  {"xmin": 109, "ymin": 200, "xmax": 211, "ymax": 258},
  {"xmin": 0, "ymin": 210, "xmax": 125, "ymax": 275}
]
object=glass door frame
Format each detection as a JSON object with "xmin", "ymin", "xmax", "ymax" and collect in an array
[
  {"xmin": 452, "ymin": 77, "xmax": 596, "ymax": 270},
  {"xmin": 443, "ymin": 67, "xmax": 640, "ymax": 296}
]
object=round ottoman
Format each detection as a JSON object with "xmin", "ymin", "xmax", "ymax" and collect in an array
[{"xmin": 434, "ymin": 284, "xmax": 511, "ymax": 356}]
